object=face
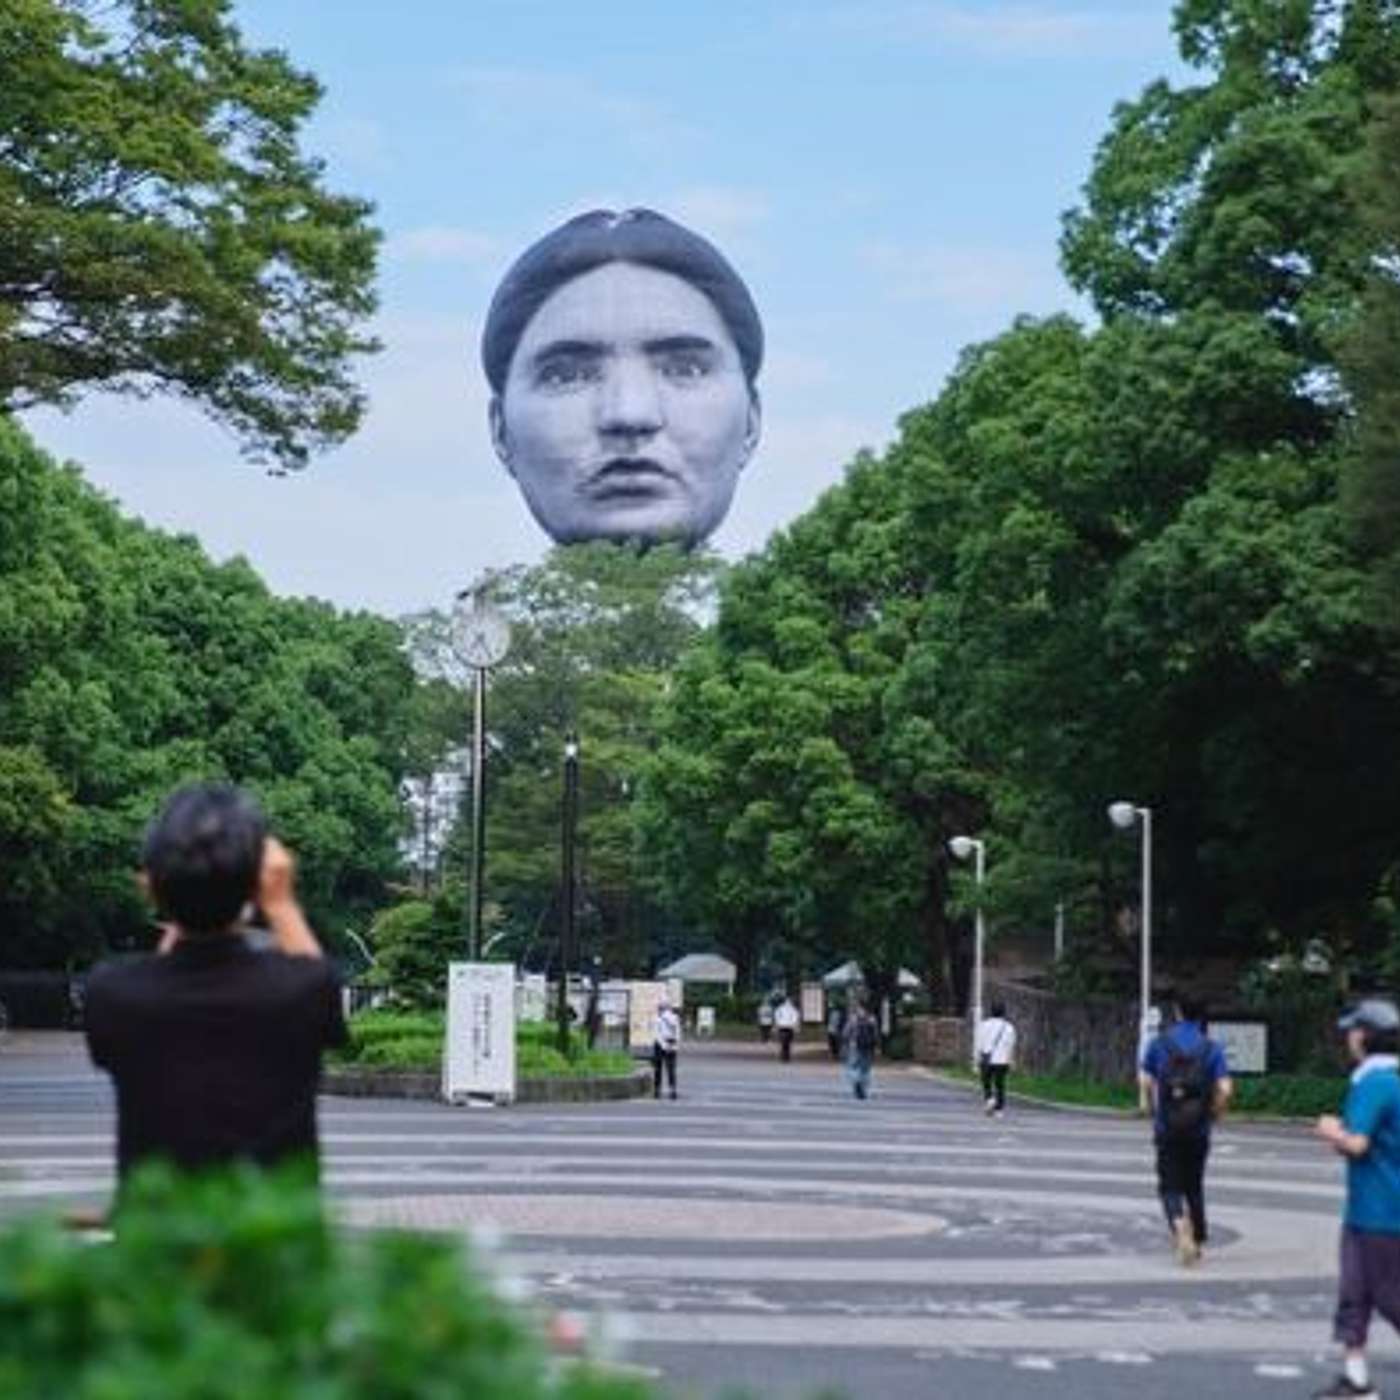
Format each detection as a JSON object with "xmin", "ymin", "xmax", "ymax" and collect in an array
[
  {"xmin": 1348, "ymin": 1027, "xmax": 1368, "ymax": 1062},
  {"xmin": 491, "ymin": 262, "xmax": 760, "ymax": 545}
]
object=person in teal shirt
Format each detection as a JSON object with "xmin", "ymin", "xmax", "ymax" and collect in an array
[{"xmin": 1314, "ymin": 999, "xmax": 1400, "ymax": 1400}]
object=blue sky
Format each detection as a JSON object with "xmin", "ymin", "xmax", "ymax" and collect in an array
[{"xmin": 23, "ymin": 1, "xmax": 1189, "ymax": 616}]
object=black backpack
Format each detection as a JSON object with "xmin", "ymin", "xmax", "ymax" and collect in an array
[
  {"xmin": 1160, "ymin": 1041, "xmax": 1211, "ymax": 1138},
  {"xmin": 855, "ymin": 1017, "xmax": 878, "ymax": 1056}
]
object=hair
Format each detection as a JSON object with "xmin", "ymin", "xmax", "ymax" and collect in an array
[
  {"xmin": 482, "ymin": 208, "xmax": 764, "ymax": 394},
  {"xmin": 142, "ymin": 784, "xmax": 266, "ymax": 935},
  {"xmin": 1177, "ymin": 995, "xmax": 1207, "ymax": 1027},
  {"xmin": 1363, "ymin": 1026, "xmax": 1400, "ymax": 1056},
  {"xmin": 989, "ymin": 1000, "xmax": 1007, "ymax": 1019}
]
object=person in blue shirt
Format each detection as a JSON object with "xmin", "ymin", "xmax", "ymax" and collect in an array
[
  {"xmin": 1139, "ymin": 995, "xmax": 1233, "ymax": 1266},
  {"xmin": 1313, "ymin": 999, "xmax": 1400, "ymax": 1400}
]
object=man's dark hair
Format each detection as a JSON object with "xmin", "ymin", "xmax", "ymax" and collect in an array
[
  {"xmin": 482, "ymin": 208, "xmax": 764, "ymax": 394},
  {"xmin": 1177, "ymin": 995, "xmax": 1208, "ymax": 1027},
  {"xmin": 1365, "ymin": 1026, "xmax": 1400, "ymax": 1056},
  {"xmin": 142, "ymin": 784, "xmax": 266, "ymax": 934},
  {"xmin": 990, "ymin": 1000, "xmax": 1007, "ymax": 1019}
]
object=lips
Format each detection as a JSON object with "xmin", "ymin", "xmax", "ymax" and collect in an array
[{"xmin": 586, "ymin": 457, "xmax": 676, "ymax": 497}]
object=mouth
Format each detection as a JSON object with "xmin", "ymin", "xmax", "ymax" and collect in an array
[{"xmin": 585, "ymin": 457, "xmax": 677, "ymax": 498}]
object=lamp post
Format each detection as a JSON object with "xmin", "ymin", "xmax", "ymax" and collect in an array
[
  {"xmin": 557, "ymin": 732, "xmax": 580, "ymax": 1056},
  {"xmin": 452, "ymin": 589, "xmax": 511, "ymax": 960},
  {"xmin": 948, "ymin": 834, "xmax": 986, "ymax": 1070},
  {"xmin": 1108, "ymin": 799, "xmax": 1154, "ymax": 1061}
]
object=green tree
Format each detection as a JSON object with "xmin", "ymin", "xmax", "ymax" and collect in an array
[
  {"xmin": 410, "ymin": 545, "xmax": 722, "ymax": 977},
  {"xmin": 1339, "ymin": 92, "xmax": 1400, "ymax": 617},
  {"xmin": 0, "ymin": 0, "xmax": 380, "ymax": 470},
  {"xmin": 365, "ymin": 898, "xmax": 460, "ymax": 1008},
  {"xmin": 0, "ymin": 421, "xmax": 417, "ymax": 967}
]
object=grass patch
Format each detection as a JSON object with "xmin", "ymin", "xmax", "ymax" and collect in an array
[
  {"xmin": 941, "ymin": 1065, "xmax": 1137, "ymax": 1109},
  {"xmin": 939, "ymin": 1065, "xmax": 1347, "ymax": 1117}
]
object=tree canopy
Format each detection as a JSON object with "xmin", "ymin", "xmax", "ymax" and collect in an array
[
  {"xmin": 0, "ymin": 420, "xmax": 417, "ymax": 967},
  {"xmin": 403, "ymin": 545, "xmax": 723, "ymax": 978},
  {"xmin": 0, "ymin": 0, "xmax": 380, "ymax": 470},
  {"xmin": 638, "ymin": 0, "xmax": 1400, "ymax": 1007}
]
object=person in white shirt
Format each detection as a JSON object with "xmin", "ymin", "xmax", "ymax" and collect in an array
[
  {"xmin": 653, "ymin": 998, "xmax": 681, "ymax": 1100},
  {"xmin": 774, "ymin": 996, "xmax": 800, "ymax": 1062},
  {"xmin": 976, "ymin": 1001, "xmax": 1017, "ymax": 1118}
]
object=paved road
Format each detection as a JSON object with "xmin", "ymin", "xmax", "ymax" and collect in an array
[{"xmin": 0, "ymin": 1031, "xmax": 1391, "ymax": 1399}]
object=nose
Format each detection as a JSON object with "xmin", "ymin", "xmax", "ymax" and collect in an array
[{"xmin": 596, "ymin": 355, "xmax": 662, "ymax": 440}]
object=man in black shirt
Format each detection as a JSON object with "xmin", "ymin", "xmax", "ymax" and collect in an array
[{"xmin": 85, "ymin": 784, "xmax": 347, "ymax": 1182}]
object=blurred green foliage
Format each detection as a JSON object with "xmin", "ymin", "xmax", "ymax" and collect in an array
[{"xmin": 0, "ymin": 1164, "xmax": 650, "ymax": 1398}]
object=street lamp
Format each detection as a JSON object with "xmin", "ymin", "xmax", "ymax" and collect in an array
[
  {"xmin": 1108, "ymin": 800, "xmax": 1153, "ymax": 1053},
  {"xmin": 557, "ymin": 732, "xmax": 580, "ymax": 1056},
  {"xmin": 949, "ymin": 834, "xmax": 986, "ymax": 1070},
  {"xmin": 452, "ymin": 588, "xmax": 511, "ymax": 961}
]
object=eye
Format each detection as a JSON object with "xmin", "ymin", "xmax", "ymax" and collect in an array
[
  {"xmin": 656, "ymin": 350, "xmax": 714, "ymax": 381},
  {"xmin": 534, "ymin": 356, "xmax": 603, "ymax": 389}
]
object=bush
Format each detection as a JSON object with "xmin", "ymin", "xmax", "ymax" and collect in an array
[
  {"xmin": 518, "ymin": 1044, "xmax": 573, "ymax": 1077},
  {"xmin": 1232, "ymin": 1074, "xmax": 1346, "ymax": 1118},
  {"xmin": 0, "ymin": 1165, "xmax": 650, "ymax": 1398},
  {"xmin": 700, "ymin": 991, "xmax": 761, "ymax": 1025},
  {"xmin": 357, "ymin": 1036, "xmax": 442, "ymax": 1068},
  {"xmin": 336, "ymin": 1012, "xmax": 633, "ymax": 1077}
]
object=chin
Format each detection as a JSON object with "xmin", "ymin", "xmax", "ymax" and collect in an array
[{"xmin": 541, "ymin": 503, "xmax": 713, "ymax": 548}]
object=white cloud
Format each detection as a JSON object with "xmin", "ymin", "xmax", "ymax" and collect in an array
[
  {"xmin": 863, "ymin": 240, "xmax": 1070, "ymax": 313},
  {"xmin": 18, "ymin": 307, "xmax": 550, "ymax": 617},
  {"xmin": 387, "ymin": 225, "xmax": 502, "ymax": 267},
  {"xmin": 449, "ymin": 66, "xmax": 697, "ymax": 155},
  {"xmin": 763, "ymin": 350, "xmax": 837, "ymax": 394},
  {"xmin": 827, "ymin": 3, "xmax": 1160, "ymax": 58}
]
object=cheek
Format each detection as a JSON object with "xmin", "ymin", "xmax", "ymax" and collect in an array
[
  {"xmin": 505, "ymin": 394, "xmax": 594, "ymax": 460},
  {"xmin": 667, "ymin": 387, "xmax": 751, "ymax": 464}
]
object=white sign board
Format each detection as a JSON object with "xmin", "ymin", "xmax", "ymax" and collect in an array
[
  {"xmin": 1212, "ymin": 1020, "xmax": 1269, "ymax": 1076},
  {"xmin": 696, "ymin": 1006, "xmax": 716, "ymax": 1037},
  {"xmin": 517, "ymin": 973, "xmax": 547, "ymax": 1023},
  {"xmin": 628, "ymin": 981, "xmax": 665, "ymax": 1053},
  {"xmin": 444, "ymin": 962, "xmax": 516, "ymax": 1103},
  {"xmin": 801, "ymin": 982, "xmax": 825, "ymax": 1025},
  {"xmin": 598, "ymin": 983, "xmax": 629, "ymax": 1028}
]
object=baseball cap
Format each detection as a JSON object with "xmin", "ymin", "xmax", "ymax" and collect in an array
[{"xmin": 1338, "ymin": 999, "xmax": 1400, "ymax": 1033}]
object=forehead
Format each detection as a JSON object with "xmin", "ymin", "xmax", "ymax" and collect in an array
[{"xmin": 513, "ymin": 262, "xmax": 737, "ymax": 358}]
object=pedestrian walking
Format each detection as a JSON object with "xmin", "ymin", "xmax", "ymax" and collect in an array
[
  {"xmin": 1139, "ymin": 995, "xmax": 1233, "ymax": 1266},
  {"xmin": 84, "ymin": 784, "xmax": 345, "ymax": 1189},
  {"xmin": 976, "ymin": 1000, "xmax": 1017, "ymax": 1118},
  {"xmin": 826, "ymin": 1001, "xmax": 847, "ymax": 1059},
  {"xmin": 1312, "ymin": 999, "xmax": 1400, "ymax": 1400},
  {"xmin": 774, "ymin": 995, "xmax": 800, "ymax": 1062},
  {"xmin": 757, "ymin": 998, "xmax": 774, "ymax": 1044},
  {"xmin": 843, "ymin": 1002, "xmax": 878, "ymax": 1099},
  {"xmin": 653, "ymin": 997, "xmax": 681, "ymax": 1100}
]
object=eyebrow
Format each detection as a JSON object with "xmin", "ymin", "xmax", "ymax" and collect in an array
[
  {"xmin": 529, "ymin": 339, "xmax": 607, "ymax": 368},
  {"xmin": 643, "ymin": 335, "xmax": 718, "ymax": 355},
  {"xmin": 529, "ymin": 333, "xmax": 720, "ymax": 370}
]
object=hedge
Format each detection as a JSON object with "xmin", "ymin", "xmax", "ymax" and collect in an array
[{"xmin": 0, "ymin": 1164, "xmax": 650, "ymax": 1398}]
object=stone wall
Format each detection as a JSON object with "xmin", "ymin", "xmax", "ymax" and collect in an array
[
  {"xmin": 986, "ymin": 978, "xmax": 1138, "ymax": 1081},
  {"xmin": 910, "ymin": 983, "xmax": 1138, "ymax": 1082},
  {"xmin": 910, "ymin": 1015, "xmax": 969, "ymax": 1067}
]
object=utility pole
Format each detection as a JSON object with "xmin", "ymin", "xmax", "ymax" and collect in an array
[{"xmin": 557, "ymin": 733, "xmax": 580, "ymax": 1055}]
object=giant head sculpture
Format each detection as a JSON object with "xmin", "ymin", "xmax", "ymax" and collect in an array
[{"xmin": 481, "ymin": 208, "xmax": 763, "ymax": 546}]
